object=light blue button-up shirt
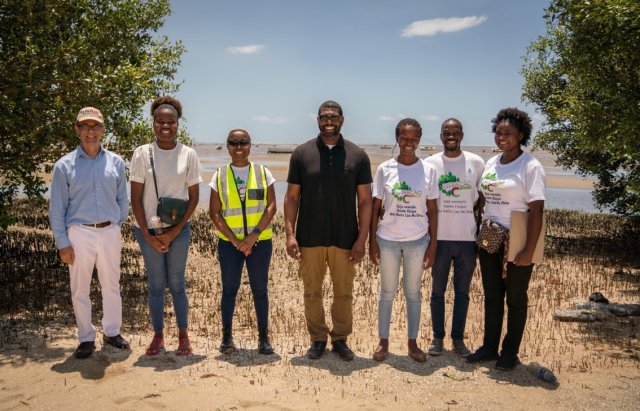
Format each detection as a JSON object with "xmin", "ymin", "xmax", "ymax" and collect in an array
[{"xmin": 48, "ymin": 145, "xmax": 129, "ymax": 249}]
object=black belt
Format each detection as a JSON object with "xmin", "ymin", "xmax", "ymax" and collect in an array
[{"xmin": 83, "ymin": 221, "xmax": 111, "ymax": 228}]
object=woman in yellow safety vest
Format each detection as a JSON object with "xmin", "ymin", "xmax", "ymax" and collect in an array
[{"xmin": 209, "ymin": 128, "xmax": 277, "ymax": 355}]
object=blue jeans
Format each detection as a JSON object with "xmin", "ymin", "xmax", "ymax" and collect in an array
[
  {"xmin": 134, "ymin": 223, "xmax": 191, "ymax": 333},
  {"xmin": 430, "ymin": 240, "xmax": 477, "ymax": 340},
  {"xmin": 377, "ymin": 234, "xmax": 428, "ymax": 339},
  {"xmin": 218, "ymin": 239, "xmax": 272, "ymax": 330}
]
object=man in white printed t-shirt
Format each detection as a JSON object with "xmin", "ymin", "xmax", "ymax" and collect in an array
[{"xmin": 424, "ymin": 118, "xmax": 485, "ymax": 357}]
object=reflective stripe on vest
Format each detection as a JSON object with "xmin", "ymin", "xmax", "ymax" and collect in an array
[{"xmin": 216, "ymin": 162, "xmax": 272, "ymax": 241}]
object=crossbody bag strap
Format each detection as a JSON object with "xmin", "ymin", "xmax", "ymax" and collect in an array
[{"xmin": 148, "ymin": 144, "xmax": 160, "ymax": 200}]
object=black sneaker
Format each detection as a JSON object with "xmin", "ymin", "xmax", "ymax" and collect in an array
[
  {"xmin": 74, "ymin": 341, "xmax": 95, "ymax": 359},
  {"xmin": 332, "ymin": 340, "xmax": 354, "ymax": 361},
  {"xmin": 306, "ymin": 340, "xmax": 327, "ymax": 359},
  {"xmin": 495, "ymin": 354, "xmax": 520, "ymax": 371},
  {"xmin": 466, "ymin": 346, "xmax": 499, "ymax": 363},
  {"xmin": 103, "ymin": 334, "xmax": 130, "ymax": 350}
]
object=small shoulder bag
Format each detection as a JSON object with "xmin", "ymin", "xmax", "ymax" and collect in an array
[{"xmin": 149, "ymin": 145, "xmax": 187, "ymax": 225}]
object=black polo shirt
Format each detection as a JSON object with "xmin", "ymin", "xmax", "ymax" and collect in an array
[{"xmin": 287, "ymin": 135, "xmax": 372, "ymax": 249}]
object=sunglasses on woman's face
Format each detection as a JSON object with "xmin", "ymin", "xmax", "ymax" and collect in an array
[{"xmin": 227, "ymin": 140, "xmax": 251, "ymax": 147}]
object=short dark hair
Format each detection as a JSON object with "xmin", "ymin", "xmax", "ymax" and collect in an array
[
  {"xmin": 151, "ymin": 95, "xmax": 183, "ymax": 119},
  {"xmin": 317, "ymin": 100, "xmax": 343, "ymax": 116},
  {"xmin": 395, "ymin": 118, "xmax": 422, "ymax": 139},
  {"xmin": 491, "ymin": 108, "xmax": 532, "ymax": 145},
  {"xmin": 441, "ymin": 118, "xmax": 463, "ymax": 132},
  {"xmin": 227, "ymin": 128, "xmax": 250, "ymax": 140}
]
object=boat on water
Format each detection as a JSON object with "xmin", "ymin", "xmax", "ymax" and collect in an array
[{"xmin": 267, "ymin": 145, "xmax": 296, "ymax": 154}]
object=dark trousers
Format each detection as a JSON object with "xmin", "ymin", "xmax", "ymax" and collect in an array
[
  {"xmin": 430, "ymin": 241, "xmax": 477, "ymax": 340},
  {"xmin": 218, "ymin": 239, "xmax": 272, "ymax": 330},
  {"xmin": 479, "ymin": 247, "xmax": 533, "ymax": 357}
]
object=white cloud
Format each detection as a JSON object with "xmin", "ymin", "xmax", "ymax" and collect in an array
[
  {"xmin": 252, "ymin": 115, "xmax": 290, "ymax": 124},
  {"xmin": 401, "ymin": 15, "xmax": 487, "ymax": 38},
  {"xmin": 420, "ymin": 114, "xmax": 440, "ymax": 122},
  {"xmin": 380, "ymin": 114, "xmax": 407, "ymax": 121},
  {"xmin": 226, "ymin": 44, "xmax": 265, "ymax": 55}
]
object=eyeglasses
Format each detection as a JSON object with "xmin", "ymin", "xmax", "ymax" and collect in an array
[
  {"xmin": 318, "ymin": 114, "xmax": 342, "ymax": 122},
  {"xmin": 77, "ymin": 124, "xmax": 103, "ymax": 132},
  {"xmin": 227, "ymin": 140, "xmax": 251, "ymax": 147}
]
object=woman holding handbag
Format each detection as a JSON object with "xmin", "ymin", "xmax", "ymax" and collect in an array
[
  {"xmin": 209, "ymin": 128, "xmax": 277, "ymax": 355},
  {"xmin": 130, "ymin": 96, "xmax": 202, "ymax": 356},
  {"xmin": 467, "ymin": 108, "xmax": 546, "ymax": 370}
]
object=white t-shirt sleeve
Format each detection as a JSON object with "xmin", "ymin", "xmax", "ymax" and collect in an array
[
  {"xmin": 525, "ymin": 159, "xmax": 546, "ymax": 202},
  {"xmin": 426, "ymin": 163, "xmax": 439, "ymax": 200},
  {"xmin": 129, "ymin": 145, "xmax": 147, "ymax": 184},
  {"xmin": 186, "ymin": 149, "xmax": 203, "ymax": 187},
  {"xmin": 264, "ymin": 166, "xmax": 276, "ymax": 187},
  {"xmin": 372, "ymin": 164, "xmax": 385, "ymax": 200},
  {"xmin": 209, "ymin": 169, "xmax": 219, "ymax": 192}
]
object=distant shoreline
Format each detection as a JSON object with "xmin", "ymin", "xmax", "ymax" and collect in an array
[{"xmin": 195, "ymin": 142, "xmax": 595, "ymax": 191}]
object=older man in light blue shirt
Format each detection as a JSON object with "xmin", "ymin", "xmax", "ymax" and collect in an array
[{"xmin": 49, "ymin": 107, "xmax": 130, "ymax": 359}]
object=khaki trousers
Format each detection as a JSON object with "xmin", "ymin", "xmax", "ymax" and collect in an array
[{"xmin": 299, "ymin": 246, "xmax": 355, "ymax": 342}]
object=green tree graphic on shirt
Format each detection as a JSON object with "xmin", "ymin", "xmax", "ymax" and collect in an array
[
  {"xmin": 391, "ymin": 181, "xmax": 411, "ymax": 201},
  {"xmin": 480, "ymin": 172, "xmax": 497, "ymax": 191},
  {"xmin": 439, "ymin": 172, "xmax": 460, "ymax": 197}
]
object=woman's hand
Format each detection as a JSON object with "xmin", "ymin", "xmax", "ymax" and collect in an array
[
  {"xmin": 237, "ymin": 234, "xmax": 257, "ymax": 256},
  {"xmin": 156, "ymin": 225, "xmax": 180, "ymax": 246},
  {"xmin": 513, "ymin": 250, "xmax": 534, "ymax": 266},
  {"xmin": 144, "ymin": 231, "xmax": 169, "ymax": 253}
]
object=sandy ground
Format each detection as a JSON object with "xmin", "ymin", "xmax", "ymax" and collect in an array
[{"xmin": 1, "ymin": 212, "xmax": 639, "ymax": 410}]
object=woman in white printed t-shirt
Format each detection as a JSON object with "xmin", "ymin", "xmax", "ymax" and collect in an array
[
  {"xmin": 467, "ymin": 108, "xmax": 546, "ymax": 371},
  {"xmin": 369, "ymin": 118, "xmax": 439, "ymax": 363},
  {"xmin": 130, "ymin": 96, "xmax": 203, "ymax": 357}
]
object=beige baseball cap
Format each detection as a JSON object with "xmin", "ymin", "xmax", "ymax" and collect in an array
[{"xmin": 76, "ymin": 107, "xmax": 104, "ymax": 124}]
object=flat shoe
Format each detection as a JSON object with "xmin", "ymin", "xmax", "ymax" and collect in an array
[
  {"xmin": 372, "ymin": 345, "xmax": 389, "ymax": 362},
  {"xmin": 332, "ymin": 340, "xmax": 355, "ymax": 361},
  {"xmin": 467, "ymin": 346, "xmax": 499, "ymax": 363},
  {"xmin": 145, "ymin": 336, "xmax": 164, "ymax": 356},
  {"xmin": 103, "ymin": 334, "xmax": 130, "ymax": 350},
  {"xmin": 306, "ymin": 341, "xmax": 327, "ymax": 359},
  {"xmin": 408, "ymin": 347, "xmax": 427, "ymax": 363},
  {"xmin": 74, "ymin": 341, "xmax": 95, "ymax": 359}
]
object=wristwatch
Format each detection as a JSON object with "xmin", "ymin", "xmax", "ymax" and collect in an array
[{"xmin": 252, "ymin": 227, "xmax": 262, "ymax": 236}]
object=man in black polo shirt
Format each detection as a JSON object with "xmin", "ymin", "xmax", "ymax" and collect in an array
[{"xmin": 284, "ymin": 100, "xmax": 372, "ymax": 361}]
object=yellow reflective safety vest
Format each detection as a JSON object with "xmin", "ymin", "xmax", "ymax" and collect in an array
[{"xmin": 216, "ymin": 162, "xmax": 272, "ymax": 241}]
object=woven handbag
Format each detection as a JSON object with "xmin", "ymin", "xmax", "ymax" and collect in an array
[{"xmin": 477, "ymin": 218, "xmax": 509, "ymax": 254}]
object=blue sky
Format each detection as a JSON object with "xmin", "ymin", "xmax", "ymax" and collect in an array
[{"xmin": 160, "ymin": 0, "xmax": 549, "ymax": 146}]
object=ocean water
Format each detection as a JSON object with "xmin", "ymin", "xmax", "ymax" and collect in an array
[{"xmin": 198, "ymin": 182, "xmax": 603, "ymax": 213}]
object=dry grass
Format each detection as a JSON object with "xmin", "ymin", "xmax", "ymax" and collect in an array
[{"xmin": 1, "ymin": 202, "xmax": 639, "ymax": 375}]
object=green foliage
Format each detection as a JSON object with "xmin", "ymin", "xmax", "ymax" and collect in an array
[
  {"xmin": 0, "ymin": 0, "xmax": 187, "ymax": 229},
  {"xmin": 522, "ymin": 0, "xmax": 640, "ymax": 215}
]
